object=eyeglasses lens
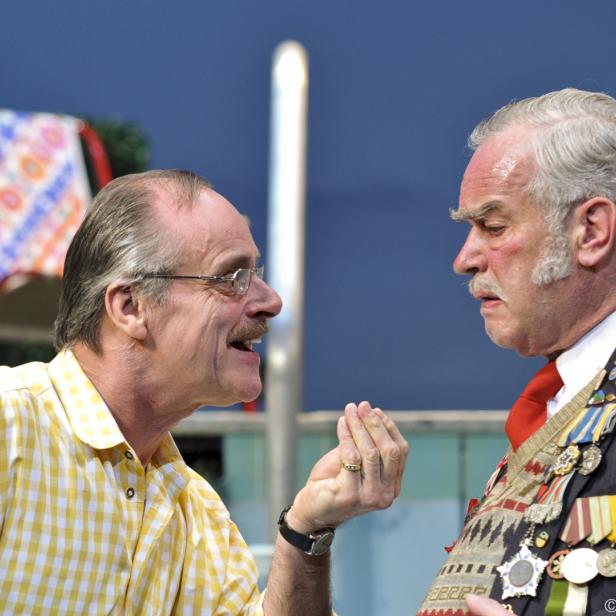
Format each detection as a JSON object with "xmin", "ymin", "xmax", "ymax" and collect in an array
[{"xmin": 235, "ymin": 269, "xmax": 250, "ymax": 295}]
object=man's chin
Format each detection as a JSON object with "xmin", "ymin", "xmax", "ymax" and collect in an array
[
  {"xmin": 485, "ymin": 325, "xmax": 537, "ymax": 357},
  {"xmin": 237, "ymin": 380, "xmax": 263, "ymax": 405},
  {"xmin": 485, "ymin": 323, "xmax": 518, "ymax": 351}
]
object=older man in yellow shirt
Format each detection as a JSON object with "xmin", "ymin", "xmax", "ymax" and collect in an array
[{"xmin": 0, "ymin": 169, "xmax": 408, "ymax": 614}]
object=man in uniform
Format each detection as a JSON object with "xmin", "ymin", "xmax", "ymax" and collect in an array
[{"xmin": 418, "ymin": 89, "xmax": 616, "ymax": 615}]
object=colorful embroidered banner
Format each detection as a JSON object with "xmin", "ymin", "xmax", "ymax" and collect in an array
[{"xmin": 0, "ymin": 110, "xmax": 91, "ymax": 286}]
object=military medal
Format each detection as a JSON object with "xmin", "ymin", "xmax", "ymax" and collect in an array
[
  {"xmin": 546, "ymin": 549, "xmax": 569, "ymax": 579},
  {"xmin": 597, "ymin": 494, "xmax": 616, "ymax": 577},
  {"xmin": 588, "ymin": 389, "xmax": 605, "ymax": 406},
  {"xmin": 534, "ymin": 530, "xmax": 549, "ymax": 548},
  {"xmin": 497, "ymin": 544, "xmax": 548, "ymax": 599},
  {"xmin": 524, "ymin": 504, "xmax": 548, "ymax": 525},
  {"xmin": 552, "ymin": 444, "xmax": 580, "ymax": 476},
  {"xmin": 496, "ymin": 355, "xmax": 616, "ymax": 603},
  {"xmin": 578, "ymin": 443, "xmax": 602, "ymax": 475},
  {"xmin": 560, "ymin": 547, "xmax": 598, "ymax": 584},
  {"xmin": 597, "ymin": 548, "xmax": 616, "ymax": 577},
  {"xmin": 524, "ymin": 472, "xmax": 573, "ymax": 527}
]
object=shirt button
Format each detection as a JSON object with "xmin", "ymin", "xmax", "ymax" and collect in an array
[
  {"xmin": 126, "ymin": 487, "xmax": 135, "ymax": 499},
  {"xmin": 124, "ymin": 451, "xmax": 134, "ymax": 460}
]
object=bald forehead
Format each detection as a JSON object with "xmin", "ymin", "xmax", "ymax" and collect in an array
[
  {"xmin": 463, "ymin": 127, "xmax": 536, "ymax": 187},
  {"xmin": 458, "ymin": 126, "xmax": 538, "ymax": 212},
  {"xmin": 148, "ymin": 183, "xmax": 242, "ymax": 227},
  {"xmin": 150, "ymin": 185, "xmax": 258, "ymax": 272}
]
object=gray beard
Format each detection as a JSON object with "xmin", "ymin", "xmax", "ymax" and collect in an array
[{"xmin": 531, "ymin": 234, "xmax": 573, "ymax": 285}]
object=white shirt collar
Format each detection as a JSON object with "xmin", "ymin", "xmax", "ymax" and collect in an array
[{"xmin": 547, "ymin": 309, "xmax": 616, "ymax": 419}]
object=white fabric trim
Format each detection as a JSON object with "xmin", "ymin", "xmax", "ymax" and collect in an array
[{"xmin": 547, "ymin": 310, "xmax": 616, "ymax": 420}]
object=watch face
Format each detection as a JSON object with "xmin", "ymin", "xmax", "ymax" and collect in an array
[{"xmin": 311, "ymin": 531, "xmax": 335, "ymax": 556}]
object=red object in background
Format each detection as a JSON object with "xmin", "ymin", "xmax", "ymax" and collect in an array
[
  {"xmin": 78, "ymin": 121, "xmax": 113, "ymax": 189},
  {"xmin": 242, "ymin": 400, "xmax": 258, "ymax": 412}
]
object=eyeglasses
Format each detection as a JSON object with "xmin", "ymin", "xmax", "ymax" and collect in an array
[{"xmin": 140, "ymin": 266, "xmax": 264, "ymax": 296}]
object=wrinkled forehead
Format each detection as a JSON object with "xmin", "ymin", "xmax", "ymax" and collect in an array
[
  {"xmin": 460, "ymin": 128, "xmax": 537, "ymax": 202},
  {"xmin": 153, "ymin": 186, "xmax": 258, "ymax": 270}
]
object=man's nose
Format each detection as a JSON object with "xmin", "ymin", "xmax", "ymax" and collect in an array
[
  {"xmin": 247, "ymin": 276, "xmax": 283, "ymax": 319},
  {"xmin": 453, "ymin": 229, "xmax": 487, "ymax": 276}
]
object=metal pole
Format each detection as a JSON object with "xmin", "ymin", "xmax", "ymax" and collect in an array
[{"xmin": 265, "ymin": 41, "xmax": 309, "ymax": 541}]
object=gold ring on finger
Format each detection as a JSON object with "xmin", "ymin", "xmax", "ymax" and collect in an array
[{"xmin": 342, "ymin": 462, "xmax": 362, "ymax": 472}]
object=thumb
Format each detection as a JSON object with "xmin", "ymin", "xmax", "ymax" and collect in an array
[{"xmin": 466, "ymin": 594, "xmax": 515, "ymax": 615}]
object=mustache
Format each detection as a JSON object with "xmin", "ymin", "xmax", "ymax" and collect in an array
[
  {"xmin": 228, "ymin": 321, "xmax": 269, "ymax": 343},
  {"xmin": 468, "ymin": 277, "xmax": 507, "ymax": 301}
]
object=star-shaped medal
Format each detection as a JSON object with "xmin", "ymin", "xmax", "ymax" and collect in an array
[
  {"xmin": 497, "ymin": 545, "xmax": 549, "ymax": 599},
  {"xmin": 553, "ymin": 444, "xmax": 580, "ymax": 476}
]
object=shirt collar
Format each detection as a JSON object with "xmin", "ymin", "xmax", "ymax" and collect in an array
[
  {"xmin": 48, "ymin": 349, "xmax": 126, "ymax": 449},
  {"xmin": 550, "ymin": 309, "xmax": 616, "ymax": 416},
  {"xmin": 48, "ymin": 350, "xmax": 189, "ymax": 476}
]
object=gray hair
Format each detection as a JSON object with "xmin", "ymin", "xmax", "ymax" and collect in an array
[
  {"xmin": 469, "ymin": 88, "xmax": 616, "ymax": 235},
  {"xmin": 54, "ymin": 169, "xmax": 211, "ymax": 352}
]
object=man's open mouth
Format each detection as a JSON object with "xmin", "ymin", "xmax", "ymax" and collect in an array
[
  {"xmin": 228, "ymin": 323, "xmax": 268, "ymax": 353},
  {"xmin": 229, "ymin": 338, "xmax": 261, "ymax": 352}
]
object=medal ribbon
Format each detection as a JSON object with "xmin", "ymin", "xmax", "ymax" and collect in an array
[
  {"xmin": 558, "ymin": 412, "xmax": 586, "ymax": 448},
  {"xmin": 545, "ymin": 579, "xmax": 568, "ymax": 616},
  {"xmin": 562, "ymin": 582, "xmax": 588, "ymax": 616},
  {"xmin": 607, "ymin": 495, "xmax": 616, "ymax": 544},
  {"xmin": 527, "ymin": 472, "xmax": 576, "ymax": 525},
  {"xmin": 560, "ymin": 405, "xmax": 602, "ymax": 447},
  {"xmin": 537, "ymin": 472, "xmax": 574, "ymax": 508},
  {"xmin": 484, "ymin": 453, "xmax": 508, "ymax": 497},
  {"xmin": 592, "ymin": 402, "xmax": 616, "ymax": 441},
  {"xmin": 545, "ymin": 579, "xmax": 589, "ymax": 616},
  {"xmin": 599, "ymin": 403, "xmax": 616, "ymax": 439},
  {"xmin": 570, "ymin": 405, "xmax": 603, "ymax": 443},
  {"xmin": 558, "ymin": 401, "xmax": 616, "ymax": 449},
  {"xmin": 586, "ymin": 495, "xmax": 613, "ymax": 545},
  {"xmin": 560, "ymin": 497, "xmax": 592, "ymax": 546}
]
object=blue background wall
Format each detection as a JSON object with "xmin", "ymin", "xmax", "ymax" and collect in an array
[{"xmin": 3, "ymin": 0, "xmax": 616, "ymax": 411}]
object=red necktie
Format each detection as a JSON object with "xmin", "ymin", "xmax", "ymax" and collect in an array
[{"xmin": 505, "ymin": 360, "xmax": 564, "ymax": 451}]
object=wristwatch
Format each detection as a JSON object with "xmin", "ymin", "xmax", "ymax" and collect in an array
[{"xmin": 277, "ymin": 506, "xmax": 335, "ymax": 556}]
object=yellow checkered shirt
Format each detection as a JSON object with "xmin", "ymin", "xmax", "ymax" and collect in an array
[{"xmin": 0, "ymin": 350, "xmax": 264, "ymax": 614}]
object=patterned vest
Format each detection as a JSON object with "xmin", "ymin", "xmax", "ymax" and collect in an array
[{"xmin": 417, "ymin": 354, "xmax": 616, "ymax": 616}]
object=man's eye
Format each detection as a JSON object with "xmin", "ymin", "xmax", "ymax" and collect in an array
[
  {"xmin": 217, "ymin": 270, "xmax": 238, "ymax": 279},
  {"xmin": 484, "ymin": 225, "xmax": 506, "ymax": 235}
]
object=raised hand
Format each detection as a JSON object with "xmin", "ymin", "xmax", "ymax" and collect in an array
[{"xmin": 286, "ymin": 401, "xmax": 409, "ymax": 533}]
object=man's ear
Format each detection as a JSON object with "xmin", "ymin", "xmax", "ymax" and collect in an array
[
  {"xmin": 572, "ymin": 197, "xmax": 616, "ymax": 268},
  {"xmin": 104, "ymin": 282, "xmax": 148, "ymax": 340}
]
